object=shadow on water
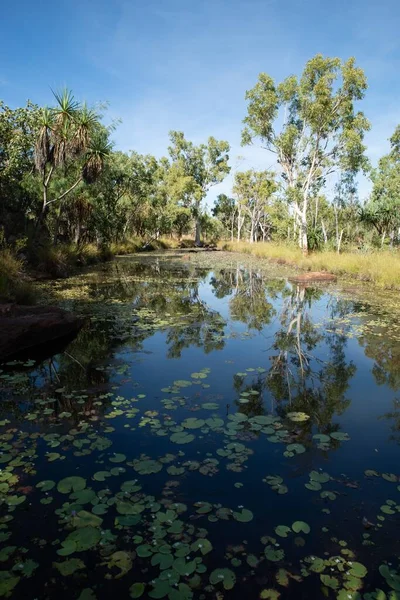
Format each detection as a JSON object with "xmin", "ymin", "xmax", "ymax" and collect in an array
[{"xmin": 0, "ymin": 254, "xmax": 399, "ymax": 599}]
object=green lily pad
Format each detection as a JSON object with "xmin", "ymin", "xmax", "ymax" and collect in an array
[
  {"xmin": 209, "ymin": 568, "xmax": 236, "ymax": 590},
  {"xmin": 36, "ymin": 480, "xmax": 55, "ymax": 492},
  {"xmin": 53, "ymin": 558, "xmax": 85, "ymax": 576},
  {"xmin": 275, "ymin": 525, "xmax": 291, "ymax": 538},
  {"xmin": 190, "ymin": 538, "xmax": 213, "ymax": 555},
  {"xmin": 57, "ymin": 476, "xmax": 86, "ymax": 494},
  {"xmin": 233, "ymin": 508, "xmax": 253, "ymax": 522},
  {"xmin": 260, "ymin": 590, "xmax": 281, "ymax": 600},
  {"xmin": 320, "ymin": 574, "xmax": 339, "ymax": 589},
  {"xmin": 292, "ymin": 521, "xmax": 310, "ymax": 534},
  {"xmin": 170, "ymin": 432, "xmax": 195, "ymax": 445},
  {"xmin": 330, "ymin": 432, "xmax": 350, "ymax": 441},
  {"xmin": 130, "ymin": 583, "xmax": 145, "ymax": 598},
  {"xmin": 65, "ymin": 527, "xmax": 101, "ymax": 551},
  {"xmin": 182, "ymin": 418, "xmax": 205, "ymax": 430},
  {"xmin": 265, "ymin": 545, "xmax": 284, "ymax": 561},
  {"xmin": 109, "ymin": 453, "xmax": 126, "ymax": 463}
]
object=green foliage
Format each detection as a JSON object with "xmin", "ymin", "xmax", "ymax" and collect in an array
[{"xmin": 241, "ymin": 54, "xmax": 370, "ymax": 250}]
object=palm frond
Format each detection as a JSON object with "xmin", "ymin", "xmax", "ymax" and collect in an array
[
  {"xmin": 73, "ymin": 102, "xmax": 99, "ymax": 154},
  {"xmin": 52, "ymin": 87, "xmax": 79, "ymax": 130},
  {"xmin": 82, "ymin": 132, "xmax": 112, "ymax": 183}
]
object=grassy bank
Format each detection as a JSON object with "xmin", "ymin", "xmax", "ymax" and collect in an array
[
  {"xmin": 0, "ymin": 238, "xmax": 185, "ymax": 303},
  {"xmin": 0, "ymin": 250, "xmax": 35, "ymax": 303},
  {"xmin": 219, "ymin": 241, "xmax": 400, "ymax": 289}
]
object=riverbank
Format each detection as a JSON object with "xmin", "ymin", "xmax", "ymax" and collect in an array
[
  {"xmin": 0, "ymin": 238, "xmax": 191, "ymax": 304},
  {"xmin": 219, "ymin": 241, "xmax": 400, "ymax": 289}
]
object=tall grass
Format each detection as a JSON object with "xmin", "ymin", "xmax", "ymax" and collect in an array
[
  {"xmin": 0, "ymin": 249, "xmax": 35, "ymax": 303},
  {"xmin": 219, "ymin": 241, "xmax": 400, "ymax": 289}
]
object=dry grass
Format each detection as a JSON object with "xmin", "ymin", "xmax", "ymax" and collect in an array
[
  {"xmin": 0, "ymin": 249, "xmax": 35, "ymax": 303},
  {"xmin": 219, "ymin": 241, "xmax": 400, "ymax": 289}
]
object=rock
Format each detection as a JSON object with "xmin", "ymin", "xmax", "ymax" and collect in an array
[
  {"xmin": 0, "ymin": 304, "xmax": 85, "ymax": 362},
  {"xmin": 289, "ymin": 271, "xmax": 337, "ymax": 283}
]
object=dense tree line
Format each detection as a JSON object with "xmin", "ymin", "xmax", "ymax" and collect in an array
[{"xmin": 1, "ymin": 54, "xmax": 400, "ymax": 259}]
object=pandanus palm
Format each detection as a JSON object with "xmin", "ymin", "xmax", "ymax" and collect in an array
[{"xmin": 34, "ymin": 88, "xmax": 111, "ymax": 233}]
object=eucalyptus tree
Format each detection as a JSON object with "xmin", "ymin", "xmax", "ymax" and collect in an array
[
  {"xmin": 361, "ymin": 125, "xmax": 400, "ymax": 246},
  {"xmin": 242, "ymin": 54, "xmax": 370, "ymax": 252},
  {"xmin": 0, "ymin": 100, "xmax": 40, "ymax": 238},
  {"xmin": 232, "ymin": 170, "xmax": 277, "ymax": 242},
  {"xmin": 167, "ymin": 131, "xmax": 230, "ymax": 245},
  {"xmin": 212, "ymin": 194, "xmax": 237, "ymax": 241},
  {"xmin": 34, "ymin": 89, "xmax": 112, "ymax": 234}
]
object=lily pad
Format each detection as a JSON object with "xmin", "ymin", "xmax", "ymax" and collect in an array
[
  {"xmin": 209, "ymin": 568, "xmax": 236, "ymax": 590},
  {"xmin": 170, "ymin": 432, "xmax": 195, "ymax": 445},
  {"xmin": 292, "ymin": 521, "xmax": 310, "ymax": 534},
  {"xmin": 57, "ymin": 476, "xmax": 86, "ymax": 494}
]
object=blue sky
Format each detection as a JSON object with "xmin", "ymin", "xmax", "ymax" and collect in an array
[{"xmin": 1, "ymin": 0, "xmax": 400, "ymax": 204}]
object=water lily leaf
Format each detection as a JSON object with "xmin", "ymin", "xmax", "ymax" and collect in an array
[
  {"xmin": 305, "ymin": 481, "xmax": 321, "ymax": 491},
  {"xmin": 57, "ymin": 540, "xmax": 77, "ymax": 556},
  {"xmin": 116, "ymin": 501, "xmax": 144, "ymax": 515},
  {"xmin": 205, "ymin": 418, "xmax": 224, "ymax": 429},
  {"xmin": 260, "ymin": 590, "xmax": 281, "ymax": 599},
  {"xmin": 201, "ymin": 403, "xmax": 219, "ymax": 410},
  {"xmin": 313, "ymin": 434, "xmax": 331, "ymax": 443},
  {"xmin": 130, "ymin": 583, "xmax": 145, "ymax": 598},
  {"xmin": 0, "ymin": 547, "xmax": 16, "ymax": 562},
  {"xmin": 382, "ymin": 473, "xmax": 398, "ymax": 483},
  {"xmin": 109, "ymin": 453, "xmax": 126, "ymax": 463},
  {"xmin": 247, "ymin": 554, "xmax": 259, "ymax": 568},
  {"xmin": 292, "ymin": 521, "xmax": 310, "ymax": 534},
  {"xmin": 136, "ymin": 545, "xmax": 153, "ymax": 558},
  {"xmin": 70, "ymin": 489, "xmax": 96, "ymax": 504},
  {"xmin": 0, "ymin": 571, "xmax": 20, "ymax": 595},
  {"xmin": 233, "ymin": 508, "xmax": 253, "ymax": 523},
  {"xmin": 133, "ymin": 460, "xmax": 163, "ymax": 475},
  {"xmin": 381, "ymin": 505, "xmax": 395, "ymax": 515},
  {"xmin": 265, "ymin": 545, "xmax": 284, "ymax": 562},
  {"xmin": 151, "ymin": 553, "xmax": 174, "ymax": 570},
  {"xmin": 66, "ymin": 527, "xmax": 101, "ymax": 551},
  {"xmin": 182, "ymin": 418, "xmax": 205, "ymax": 430},
  {"xmin": 106, "ymin": 551, "xmax": 133, "ymax": 578},
  {"xmin": 310, "ymin": 471, "xmax": 330, "ymax": 484},
  {"xmin": 330, "ymin": 432, "xmax": 350, "ymax": 441},
  {"xmin": 36, "ymin": 480, "xmax": 55, "ymax": 492},
  {"xmin": 7, "ymin": 495, "xmax": 26, "ymax": 506},
  {"xmin": 275, "ymin": 525, "xmax": 291, "ymax": 538},
  {"xmin": 190, "ymin": 538, "xmax": 213, "ymax": 555},
  {"xmin": 320, "ymin": 574, "xmax": 339, "ymax": 589},
  {"xmin": 349, "ymin": 562, "xmax": 367, "ymax": 578},
  {"xmin": 148, "ymin": 579, "xmax": 172, "ymax": 599},
  {"xmin": 168, "ymin": 582, "xmax": 193, "ymax": 600},
  {"xmin": 74, "ymin": 510, "xmax": 103, "ymax": 528},
  {"xmin": 285, "ymin": 443, "xmax": 306, "ymax": 456},
  {"xmin": 209, "ymin": 568, "xmax": 236, "ymax": 590},
  {"xmin": 78, "ymin": 589, "xmax": 96, "ymax": 600},
  {"xmin": 57, "ymin": 476, "xmax": 86, "ymax": 494},
  {"xmin": 53, "ymin": 558, "xmax": 85, "ymax": 576},
  {"xmin": 170, "ymin": 432, "xmax": 195, "ymax": 445},
  {"xmin": 173, "ymin": 558, "xmax": 196, "ymax": 576},
  {"xmin": 93, "ymin": 471, "xmax": 112, "ymax": 482}
]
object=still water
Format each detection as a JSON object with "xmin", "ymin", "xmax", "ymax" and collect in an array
[{"xmin": 0, "ymin": 252, "xmax": 399, "ymax": 600}]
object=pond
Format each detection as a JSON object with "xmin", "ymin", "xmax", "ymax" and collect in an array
[{"xmin": 1, "ymin": 251, "xmax": 400, "ymax": 600}]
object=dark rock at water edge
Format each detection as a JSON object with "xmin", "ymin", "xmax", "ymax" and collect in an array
[{"xmin": 0, "ymin": 304, "xmax": 85, "ymax": 362}]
